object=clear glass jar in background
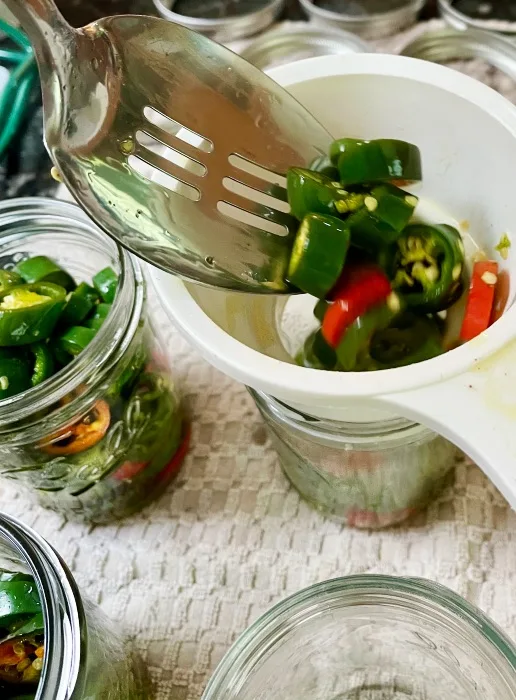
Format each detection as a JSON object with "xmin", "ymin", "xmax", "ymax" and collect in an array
[
  {"xmin": 0, "ymin": 198, "xmax": 188, "ymax": 524},
  {"xmin": 202, "ymin": 575, "xmax": 516, "ymax": 700},
  {"xmin": 55, "ymin": 1, "xmax": 157, "ymax": 27},
  {"xmin": 251, "ymin": 390, "xmax": 459, "ymax": 529},
  {"xmin": 0, "ymin": 512, "xmax": 148, "ymax": 699}
]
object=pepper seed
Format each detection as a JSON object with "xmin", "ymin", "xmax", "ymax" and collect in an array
[
  {"xmin": 50, "ymin": 166, "xmax": 62, "ymax": 183},
  {"xmin": 13, "ymin": 641, "xmax": 25, "ymax": 657},
  {"xmin": 452, "ymin": 264, "xmax": 462, "ymax": 281},
  {"xmin": 16, "ymin": 658, "xmax": 31, "ymax": 672},
  {"xmin": 481, "ymin": 271, "xmax": 498, "ymax": 286},
  {"xmin": 386, "ymin": 292, "xmax": 401, "ymax": 313},
  {"xmin": 425, "ymin": 266, "xmax": 439, "ymax": 283},
  {"xmin": 364, "ymin": 196, "xmax": 378, "ymax": 212}
]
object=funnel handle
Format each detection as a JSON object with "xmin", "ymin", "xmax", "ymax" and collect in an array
[{"xmin": 381, "ymin": 341, "xmax": 516, "ymax": 509}]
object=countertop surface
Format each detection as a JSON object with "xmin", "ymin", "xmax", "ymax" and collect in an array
[{"xmin": 1, "ymin": 16, "xmax": 516, "ymax": 700}]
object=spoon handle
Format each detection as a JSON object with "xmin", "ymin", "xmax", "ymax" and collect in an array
[{"xmin": 4, "ymin": 0, "xmax": 76, "ymax": 68}]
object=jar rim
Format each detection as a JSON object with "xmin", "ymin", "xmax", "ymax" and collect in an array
[
  {"xmin": 202, "ymin": 575, "xmax": 516, "ymax": 700},
  {"xmin": 0, "ymin": 511, "xmax": 82, "ymax": 700},
  {"xmin": 0, "ymin": 197, "xmax": 144, "ymax": 433},
  {"xmin": 250, "ymin": 389, "xmax": 434, "ymax": 445}
]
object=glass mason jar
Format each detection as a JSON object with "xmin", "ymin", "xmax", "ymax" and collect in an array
[
  {"xmin": 251, "ymin": 390, "xmax": 459, "ymax": 529},
  {"xmin": 55, "ymin": 0, "xmax": 157, "ymax": 27},
  {"xmin": 0, "ymin": 198, "xmax": 187, "ymax": 524},
  {"xmin": 0, "ymin": 511, "xmax": 148, "ymax": 698},
  {"xmin": 203, "ymin": 575, "xmax": 516, "ymax": 700}
]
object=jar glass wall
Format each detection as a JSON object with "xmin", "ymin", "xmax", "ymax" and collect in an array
[
  {"xmin": 0, "ymin": 198, "xmax": 187, "ymax": 523},
  {"xmin": 251, "ymin": 390, "xmax": 459, "ymax": 528},
  {"xmin": 55, "ymin": 1, "xmax": 157, "ymax": 26},
  {"xmin": 0, "ymin": 511, "xmax": 148, "ymax": 699},
  {"xmin": 202, "ymin": 576, "xmax": 516, "ymax": 700}
]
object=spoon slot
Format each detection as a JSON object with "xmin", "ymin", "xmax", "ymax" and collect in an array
[
  {"xmin": 216, "ymin": 201, "xmax": 290, "ymax": 236},
  {"xmin": 143, "ymin": 106, "xmax": 214, "ymax": 153},
  {"xmin": 135, "ymin": 130, "xmax": 207, "ymax": 178},
  {"xmin": 128, "ymin": 154, "xmax": 201, "ymax": 201},
  {"xmin": 222, "ymin": 177, "xmax": 290, "ymax": 213},
  {"xmin": 228, "ymin": 153, "xmax": 287, "ymax": 187}
]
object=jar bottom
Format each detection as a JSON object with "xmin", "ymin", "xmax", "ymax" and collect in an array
[
  {"xmin": 264, "ymin": 425, "xmax": 458, "ymax": 530},
  {"xmin": 27, "ymin": 423, "xmax": 191, "ymax": 525}
]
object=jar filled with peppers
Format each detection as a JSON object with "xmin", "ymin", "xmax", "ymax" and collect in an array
[
  {"xmin": 251, "ymin": 391, "xmax": 458, "ymax": 529},
  {"xmin": 251, "ymin": 136, "xmax": 486, "ymax": 526},
  {"xmin": 0, "ymin": 197, "xmax": 188, "ymax": 523},
  {"xmin": 0, "ymin": 511, "xmax": 148, "ymax": 699}
]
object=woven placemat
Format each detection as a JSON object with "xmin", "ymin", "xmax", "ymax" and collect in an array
[{"xmin": 1, "ymin": 20, "xmax": 516, "ymax": 700}]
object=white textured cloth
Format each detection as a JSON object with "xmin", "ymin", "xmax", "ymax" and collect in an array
[{"xmin": 2, "ymin": 20, "xmax": 516, "ymax": 700}]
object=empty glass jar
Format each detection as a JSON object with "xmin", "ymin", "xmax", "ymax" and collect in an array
[
  {"xmin": 251, "ymin": 390, "xmax": 459, "ymax": 528},
  {"xmin": 203, "ymin": 575, "xmax": 516, "ymax": 700}
]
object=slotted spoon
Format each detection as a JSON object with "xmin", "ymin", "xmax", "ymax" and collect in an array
[{"xmin": 5, "ymin": 0, "xmax": 333, "ymax": 292}]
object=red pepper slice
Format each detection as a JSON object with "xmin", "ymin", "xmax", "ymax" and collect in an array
[
  {"xmin": 0, "ymin": 641, "xmax": 25, "ymax": 666},
  {"xmin": 490, "ymin": 268, "xmax": 510, "ymax": 325},
  {"xmin": 460, "ymin": 261, "xmax": 498, "ymax": 342},
  {"xmin": 346, "ymin": 507, "xmax": 416, "ymax": 529},
  {"xmin": 155, "ymin": 425, "xmax": 191, "ymax": 486},
  {"xmin": 322, "ymin": 264, "xmax": 392, "ymax": 348},
  {"xmin": 112, "ymin": 425, "xmax": 191, "ymax": 483}
]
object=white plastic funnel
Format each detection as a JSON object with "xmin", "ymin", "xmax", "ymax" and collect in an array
[{"xmin": 152, "ymin": 53, "xmax": 516, "ymax": 508}]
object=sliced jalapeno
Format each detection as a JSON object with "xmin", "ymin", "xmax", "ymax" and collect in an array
[
  {"xmin": 330, "ymin": 138, "xmax": 422, "ymax": 187},
  {"xmin": 296, "ymin": 330, "xmax": 337, "ymax": 370},
  {"xmin": 366, "ymin": 184, "xmax": 418, "ymax": 232},
  {"xmin": 287, "ymin": 213, "xmax": 350, "ymax": 298},
  {"xmin": 287, "ymin": 167, "xmax": 365, "ymax": 221},
  {"xmin": 313, "ymin": 299, "xmax": 330, "ymax": 323},
  {"xmin": 30, "ymin": 343, "xmax": 54, "ymax": 386},
  {"xmin": 309, "ymin": 153, "xmax": 340, "ymax": 181},
  {"xmin": 56, "ymin": 326, "xmax": 96, "ymax": 357},
  {"xmin": 347, "ymin": 207, "xmax": 401, "ymax": 260},
  {"xmin": 15, "ymin": 255, "xmax": 76, "ymax": 291},
  {"xmin": 0, "ymin": 349, "xmax": 32, "ymax": 400},
  {"xmin": 335, "ymin": 295, "xmax": 402, "ymax": 371},
  {"xmin": 61, "ymin": 282, "xmax": 99, "ymax": 326},
  {"xmin": 41, "ymin": 399, "xmax": 111, "ymax": 456},
  {"xmin": 0, "ymin": 282, "xmax": 67, "ymax": 346},
  {"xmin": 391, "ymin": 223, "xmax": 465, "ymax": 312},
  {"xmin": 369, "ymin": 313, "xmax": 444, "ymax": 369},
  {"xmin": 0, "ymin": 270, "xmax": 22, "ymax": 293},
  {"xmin": 0, "ymin": 581, "xmax": 41, "ymax": 627},
  {"xmin": 84, "ymin": 303, "xmax": 111, "ymax": 331},
  {"xmin": 92, "ymin": 267, "xmax": 118, "ymax": 303}
]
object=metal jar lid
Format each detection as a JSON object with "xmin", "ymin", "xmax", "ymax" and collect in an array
[
  {"xmin": 400, "ymin": 26, "xmax": 516, "ymax": 81},
  {"xmin": 240, "ymin": 23, "xmax": 371, "ymax": 71},
  {"xmin": 152, "ymin": 0, "xmax": 285, "ymax": 42},
  {"xmin": 438, "ymin": 0, "xmax": 516, "ymax": 36},
  {"xmin": 297, "ymin": 0, "xmax": 426, "ymax": 40}
]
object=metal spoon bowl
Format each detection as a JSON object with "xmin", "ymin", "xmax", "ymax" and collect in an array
[{"xmin": 5, "ymin": 0, "xmax": 332, "ymax": 293}]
